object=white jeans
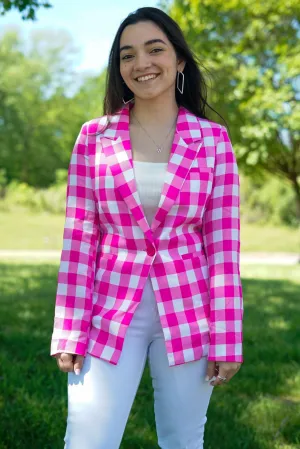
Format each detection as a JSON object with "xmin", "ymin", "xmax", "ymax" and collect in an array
[{"xmin": 64, "ymin": 276, "xmax": 214, "ymax": 449}]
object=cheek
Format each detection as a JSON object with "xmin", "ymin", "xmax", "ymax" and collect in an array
[
  {"xmin": 163, "ymin": 55, "xmax": 178, "ymax": 74},
  {"xmin": 120, "ymin": 64, "xmax": 130, "ymax": 81},
  {"xmin": 163, "ymin": 65, "xmax": 178, "ymax": 83}
]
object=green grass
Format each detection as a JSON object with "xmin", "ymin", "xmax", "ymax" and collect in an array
[
  {"xmin": 0, "ymin": 210, "xmax": 65, "ymax": 250},
  {"xmin": 0, "ymin": 210, "xmax": 300, "ymax": 252},
  {"xmin": 0, "ymin": 262, "xmax": 299, "ymax": 449},
  {"xmin": 241, "ymin": 223, "xmax": 300, "ymax": 253}
]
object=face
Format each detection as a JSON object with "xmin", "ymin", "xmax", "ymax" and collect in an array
[{"xmin": 119, "ymin": 21, "xmax": 185, "ymax": 101}]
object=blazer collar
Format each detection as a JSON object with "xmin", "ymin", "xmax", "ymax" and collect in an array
[
  {"xmin": 100, "ymin": 102, "xmax": 203, "ymax": 144},
  {"xmin": 99, "ymin": 103, "xmax": 204, "ymax": 240}
]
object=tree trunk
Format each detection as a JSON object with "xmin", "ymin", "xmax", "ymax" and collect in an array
[
  {"xmin": 291, "ymin": 177, "xmax": 300, "ymax": 225},
  {"xmin": 21, "ymin": 130, "xmax": 30, "ymax": 184}
]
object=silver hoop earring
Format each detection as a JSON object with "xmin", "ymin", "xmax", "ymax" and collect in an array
[
  {"xmin": 177, "ymin": 71, "xmax": 184, "ymax": 94},
  {"xmin": 122, "ymin": 97, "xmax": 134, "ymax": 104}
]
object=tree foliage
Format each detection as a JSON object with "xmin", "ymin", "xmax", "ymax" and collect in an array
[
  {"xmin": 0, "ymin": 28, "xmax": 105, "ymax": 187},
  {"xmin": 0, "ymin": 0, "xmax": 52, "ymax": 20},
  {"xmin": 162, "ymin": 0, "xmax": 300, "ymax": 219}
]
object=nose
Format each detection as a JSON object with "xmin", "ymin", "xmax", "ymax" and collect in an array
[{"xmin": 134, "ymin": 52, "xmax": 152, "ymax": 72}]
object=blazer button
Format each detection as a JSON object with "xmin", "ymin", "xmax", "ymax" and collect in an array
[{"xmin": 146, "ymin": 246, "xmax": 156, "ymax": 256}]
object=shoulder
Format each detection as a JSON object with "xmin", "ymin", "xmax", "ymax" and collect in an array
[
  {"xmin": 80, "ymin": 108, "xmax": 124, "ymax": 138},
  {"xmin": 197, "ymin": 117, "xmax": 225, "ymax": 133},
  {"xmin": 181, "ymin": 107, "xmax": 227, "ymax": 142},
  {"xmin": 197, "ymin": 117, "xmax": 229, "ymax": 141},
  {"xmin": 197, "ymin": 118, "xmax": 232, "ymax": 151}
]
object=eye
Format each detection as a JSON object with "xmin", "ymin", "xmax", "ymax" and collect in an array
[
  {"xmin": 151, "ymin": 48, "xmax": 163, "ymax": 53},
  {"xmin": 121, "ymin": 54, "xmax": 133, "ymax": 61}
]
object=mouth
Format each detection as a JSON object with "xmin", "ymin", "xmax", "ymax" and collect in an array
[{"xmin": 135, "ymin": 73, "xmax": 160, "ymax": 83}]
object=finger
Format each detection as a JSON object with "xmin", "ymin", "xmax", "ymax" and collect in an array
[
  {"xmin": 219, "ymin": 364, "xmax": 241, "ymax": 382},
  {"xmin": 73, "ymin": 355, "xmax": 85, "ymax": 375},
  {"xmin": 57, "ymin": 353, "xmax": 74, "ymax": 372},
  {"xmin": 205, "ymin": 361, "xmax": 216, "ymax": 381},
  {"xmin": 211, "ymin": 367, "xmax": 230, "ymax": 386},
  {"xmin": 210, "ymin": 374, "xmax": 228, "ymax": 386},
  {"xmin": 211, "ymin": 362, "xmax": 242, "ymax": 386},
  {"xmin": 57, "ymin": 358, "xmax": 73, "ymax": 372}
]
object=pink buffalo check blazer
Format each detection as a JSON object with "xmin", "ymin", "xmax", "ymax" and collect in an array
[{"xmin": 50, "ymin": 103, "xmax": 244, "ymax": 366}]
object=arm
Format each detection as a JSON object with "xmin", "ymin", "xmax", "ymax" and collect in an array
[
  {"xmin": 202, "ymin": 126, "xmax": 243, "ymax": 363},
  {"xmin": 50, "ymin": 123, "xmax": 100, "ymax": 357}
]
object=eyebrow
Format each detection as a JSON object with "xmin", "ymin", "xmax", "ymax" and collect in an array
[{"xmin": 119, "ymin": 38, "xmax": 167, "ymax": 53}]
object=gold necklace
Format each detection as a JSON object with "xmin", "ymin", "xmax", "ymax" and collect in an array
[{"xmin": 131, "ymin": 110, "xmax": 178, "ymax": 153}]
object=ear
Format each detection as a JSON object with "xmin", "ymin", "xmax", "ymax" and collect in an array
[{"xmin": 177, "ymin": 59, "xmax": 186, "ymax": 73}]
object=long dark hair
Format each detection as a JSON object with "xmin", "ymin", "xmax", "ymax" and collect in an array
[{"xmin": 104, "ymin": 6, "xmax": 226, "ymax": 125}]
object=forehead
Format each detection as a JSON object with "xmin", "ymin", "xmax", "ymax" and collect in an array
[{"xmin": 119, "ymin": 21, "xmax": 170, "ymax": 47}]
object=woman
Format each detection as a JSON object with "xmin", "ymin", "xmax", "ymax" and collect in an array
[{"xmin": 51, "ymin": 6, "xmax": 243, "ymax": 449}]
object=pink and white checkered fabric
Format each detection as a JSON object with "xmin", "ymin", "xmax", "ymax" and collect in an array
[{"xmin": 50, "ymin": 103, "xmax": 243, "ymax": 366}]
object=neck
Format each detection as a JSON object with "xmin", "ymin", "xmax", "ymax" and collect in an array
[{"xmin": 130, "ymin": 91, "xmax": 179, "ymax": 128}]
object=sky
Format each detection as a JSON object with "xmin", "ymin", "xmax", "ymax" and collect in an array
[{"xmin": 0, "ymin": 0, "xmax": 161, "ymax": 74}]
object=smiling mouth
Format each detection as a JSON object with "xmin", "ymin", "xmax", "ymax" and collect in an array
[{"xmin": 135, "ymin": 74, "xmax": 160, "ymax": 82}]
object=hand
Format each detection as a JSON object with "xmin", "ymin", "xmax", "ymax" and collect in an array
[
  {"xmin": 55, "ymin": 352, "xmax": 85, "ymax": 375},
  {"xmin": 205, "ymin": 361, "xmax": 241, "ymax": 386}
]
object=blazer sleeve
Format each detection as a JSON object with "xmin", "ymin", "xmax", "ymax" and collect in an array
[
  {"xmin": 50, "ymin": 123, "xmax": 100, "ymax": 357},
  {"xmin": 202, "ymin": 126, "xmax": 244, "ymax": 363}
]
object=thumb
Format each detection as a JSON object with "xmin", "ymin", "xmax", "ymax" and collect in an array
[
  {"xmin": 205, "ymin": 361, "xmax": 216, "ymax": 381},
  {"xmin": 73, "ymin": 355, "xmax": 85, "ymax": 375},
  {"xmin": 60, "ymin": 353, "xmax": 73, "ymax": 363}
]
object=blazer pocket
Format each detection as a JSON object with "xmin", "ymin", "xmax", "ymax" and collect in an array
[
  {"xmin": 99, "ymin": 250, "xmax": 118, "ymax": 260},
  {"xmin": 181, "ymin": 252, "xmax": 200, "ymax": 261},
  {"xmin": 181, "ymin": 247, "xmax": 207, "ymax": 263},
  {"xmin": 189, "ymin": 165, "xmax": 213, "ymax": 175}
]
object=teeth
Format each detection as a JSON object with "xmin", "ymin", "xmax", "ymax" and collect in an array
[{"xmin": 137, "ymin": 74, "xmax": 158, "ymax": 82}]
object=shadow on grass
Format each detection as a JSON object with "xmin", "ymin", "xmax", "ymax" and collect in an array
[{"xmin": 0, "ymin": 262, "xmax": 299, "ymax": 449}]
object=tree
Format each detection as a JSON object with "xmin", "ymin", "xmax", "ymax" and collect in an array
[
  {"xmin": 0, "ymin": 28, "xmax": 79, "ymax": 186},
  {"xmin": 0, "ymin": 28, "xmax": 106, "ymax": 187},
  {"xmin": 0, "ymin": 0, "xmax": 52, "ymax": 20},
  {"xmin": 162, "ymin": 0, "xmax": 300, "ymax": 221}
]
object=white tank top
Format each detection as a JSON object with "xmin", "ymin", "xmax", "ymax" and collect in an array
[{"xmin": 133, "ymin": 160, "xmax": 168, "ymax": 228}]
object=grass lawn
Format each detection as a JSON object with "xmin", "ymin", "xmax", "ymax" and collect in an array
[
  {"xmin": 0, "ymin": 210, "xmax": 64, "ymax": 251},
  {"xmin": 0, "ymin": 262, "xmax": 299, "ymax": 449},
  {"xmin": 241, "ymin": 223, "xmax": 300, "ymax": 253},
  {"xmin": 0, "ymin": 210, "xmax": 300, "ymax": 253}
]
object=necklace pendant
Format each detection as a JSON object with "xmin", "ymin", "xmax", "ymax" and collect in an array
[{"xmin": 157, "ymin": 147, "xmax": 162, "ymax": 153}]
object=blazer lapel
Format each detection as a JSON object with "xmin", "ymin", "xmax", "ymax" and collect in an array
[{"xmin": 99, "ymin": 103, "xmax": 204, "ymax": 240}]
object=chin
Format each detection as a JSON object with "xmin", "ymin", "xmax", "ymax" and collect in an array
[{"xmin": 135, "ymin": 90, "xmax": 165, "ymax": 101}]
